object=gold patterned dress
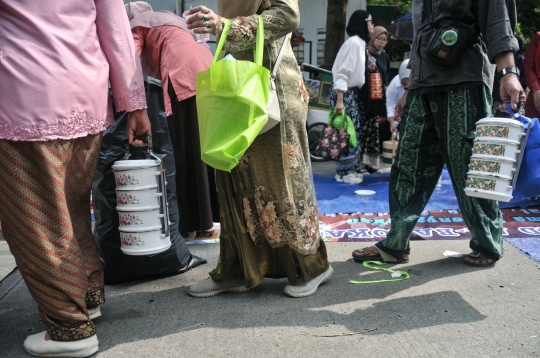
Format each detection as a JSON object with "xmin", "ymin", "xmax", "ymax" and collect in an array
[{"xmin": 209, "ymin": 0, "xmax": 329, "ymax": 289}]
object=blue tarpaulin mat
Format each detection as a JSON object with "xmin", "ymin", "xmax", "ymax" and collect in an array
[{"xmin": 505, "ymin": 237, "xmax": 540, "ymax": 263}]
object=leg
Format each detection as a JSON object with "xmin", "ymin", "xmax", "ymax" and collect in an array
[
  {"xmin": 354, "ymin": 94, "xmax": 444, "ymax": 260},
  {"xmin": 330, "ymin": 87, "xmax": 362, "ymax": 180},
  {"xmin": 167, "ymin": 82, "xmax": 215, "ymax": 234},
  {"xmin": 0, "ymin": 138, "xmax": 100, "ymax": 354},
  {"xmin": 436, "ymin": 86, "xmax": 502, "ymax": 265},
  {"xmin": 66, "ymin": 134, "xmax": 105, "ymax": 308}
]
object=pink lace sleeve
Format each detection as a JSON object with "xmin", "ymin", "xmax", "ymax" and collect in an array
[
  {"xmin": 114, "ymin": 85, "xmax": 147, "ymax": 113},
  {"xmin": 95, "ymin": 0, "xmax": 147, "ymax": 112}
]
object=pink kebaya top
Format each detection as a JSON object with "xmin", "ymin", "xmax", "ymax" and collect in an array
[
  {"xmin": 0, "ymin": 0, "xmax": 147, "ymax": 141},
  {"xmin": 131, "ymin": 25, "xmax": 213, "ymax": 115}
]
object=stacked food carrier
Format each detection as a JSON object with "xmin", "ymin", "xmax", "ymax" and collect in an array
[
  {"xmin": 465, "ymin": 107, "xmax": 532, "ymax": 202},
  {"xmin": 112, "ymin": 137, "xmax": 171, "ymax": 255}
]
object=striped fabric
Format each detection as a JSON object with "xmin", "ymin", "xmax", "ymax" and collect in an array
[{"xmin": 0, "ymin": 134, "xmax": 104, "ymax": 340}]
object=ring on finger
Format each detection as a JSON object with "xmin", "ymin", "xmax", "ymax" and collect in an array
[
  {"xmin": 203, "ymin": 15, "xmax": 209, "ymax": 21},
  {"xmin": 205, "ymin": 21, "xmax": 209, "ymax": 28}
]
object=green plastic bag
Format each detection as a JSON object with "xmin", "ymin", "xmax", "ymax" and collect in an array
[
  {"xmin": 196, "ymin": 16, "xmax": 270, "ymax": 172},
  {"xmin": 328, "ymin": 109, "xmax": 357, "ymax": 147}
]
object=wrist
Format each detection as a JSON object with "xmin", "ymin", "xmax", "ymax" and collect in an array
[
  {"xmin": 497, "ymin": 67, "xmax": 520, "ymax": 82},
  {"xmin": 215, "ymin": 16, "xmax": 224, "ymax": 37}
]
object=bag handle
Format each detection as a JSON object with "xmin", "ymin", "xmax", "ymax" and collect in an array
[
  {"xmin": 212, "ymin": 15, "xmax": 265, "ymax": 66},
  {"xmin": 272, "ymin": 34, "xmax": 291, "ymax": 79}
]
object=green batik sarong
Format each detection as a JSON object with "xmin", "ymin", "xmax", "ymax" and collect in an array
[{"xmin": 376, "ymin": 85, "xmax": 503, "ymax": 261}]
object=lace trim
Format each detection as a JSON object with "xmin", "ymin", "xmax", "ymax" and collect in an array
[
  {"xmin": 47, "ymin": 321, "xmax": 96, "ymax": 341},
  {"xmin": 241, "ymin": 155, "xmax": 320, "ymax": 255},
  {"xmin": 86, "ymin": 287, "xmax": 105, "ymax": 308},
  {"xmin": 114, "ymin": 82, "xmax": 147, "ymax": 112},
  {"xmin": 0, "ymin": 110, "xmax": 113, "ymax": 141}
]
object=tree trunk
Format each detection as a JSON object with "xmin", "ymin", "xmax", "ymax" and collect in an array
[{"xmin": 323, "ymin": 0, "xmax": 348, "ymax": 66}]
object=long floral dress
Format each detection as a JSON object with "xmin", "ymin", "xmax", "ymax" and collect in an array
[{"xmin": 209, "ymin": 0, "xmax": 329, "ymax": 289}]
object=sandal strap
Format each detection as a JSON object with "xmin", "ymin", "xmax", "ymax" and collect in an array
[{"xmin": 357, "ymin": 246, "xmax": 397, "ymax": 262}]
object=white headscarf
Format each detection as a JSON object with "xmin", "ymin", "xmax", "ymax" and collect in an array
[{"xmin": 399, "ymin": 59, "xmax": 411, "ymax": 81}]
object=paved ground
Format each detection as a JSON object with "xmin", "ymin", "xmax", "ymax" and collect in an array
[
  {"xmin": 0, "ymin": 233, "xmax": 16, "ymax": 282},
  {"xmin": 1, "ymin": 242, "xmax": 540, "ymax": 357},
  {"xmin": 1, "ymin": 161, "xmax": 540, "ymax": 357}
]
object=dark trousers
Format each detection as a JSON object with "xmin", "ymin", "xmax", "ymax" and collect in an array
[
  {"xmin": 377, "ymin": 86, "xmax": 503, "ymax": 261},
  {"xmin": 167, "ymin": 82, "xmax": 219, "ymax": 234}
]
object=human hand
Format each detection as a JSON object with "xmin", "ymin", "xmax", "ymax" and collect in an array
[
  {"xmin": 534, "ymin": 90, "xmax": 540, "ymax": 111},
  {"xmin": 389, "ymin": 117, "xmax": 397, "ymax": 133},
  {"xmin": 395, "ymin": 91, "xmax": 408, "ymax": 121},
  {"xmin": 127, "ymin": 109, "xmax": 151, "ymax": 147},
  {"xmin": 499, "ymin": 73, "xmax": 526, "ymax": 111},
  {"xmin": 185, "ymin": 6, "xmax": 221, "ymax": 36},
  {"xmin": 335, "ymin": 101, "xmax": 345, "ymax": 115}
]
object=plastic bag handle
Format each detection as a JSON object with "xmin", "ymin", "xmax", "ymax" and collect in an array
[{"xmin": 212, "ymin": 15, "xmax": 265, "ymax": 66}]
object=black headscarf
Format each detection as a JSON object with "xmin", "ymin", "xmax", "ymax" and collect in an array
[
  {"xmin": 345, "ymin": 10, "xmax": 373, "ymax": 116},
  {"xmin": 346, "ymin": 10, "xmax": 371, "ymax": 43}
]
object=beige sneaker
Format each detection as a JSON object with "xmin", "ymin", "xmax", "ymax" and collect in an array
[
  {"xmin": 283, "ymin": 265, "xmax": 333, "ymax": 298},
  {"xmin": 24, "ymin": 332, "xmax": 98, "ymax": 357},
  {"xmin": 188, "ymin": 278, "xmax": 249, "ymax": 298}
]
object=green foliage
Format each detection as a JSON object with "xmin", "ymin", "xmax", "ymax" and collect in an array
[
  {"xmin": 367, "ymin": 0, "xmax": 411, "ymax": 62},
  {"xmin": 516, "ymin": 0, "xmax": 540, "ymax": 41},
  {"xmin": 368, "ymin": 0, "xmax": 411, "ymax": 17}
]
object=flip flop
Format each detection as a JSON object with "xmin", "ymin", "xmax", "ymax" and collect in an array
[
  {"xmin": 463, "ymin": 251, "xmax": 496, "ymax": 267},
  {"xmin": 352, "ymin": 246, "xmax": 409, "ymax": 264}
]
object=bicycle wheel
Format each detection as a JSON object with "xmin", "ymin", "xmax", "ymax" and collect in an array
[{"xmin": 306, "ymin": 122, "xmax": 329, "ymax": 162}]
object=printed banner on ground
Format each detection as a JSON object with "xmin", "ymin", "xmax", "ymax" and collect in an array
[{"xmin": 319, "ymin": 207, "xmax": 540, "ymax": 242}]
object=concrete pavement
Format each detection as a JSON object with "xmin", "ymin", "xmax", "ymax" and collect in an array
[{"xmin": 1, "ymin": 241, "xmax": 540, "ymax": 357}]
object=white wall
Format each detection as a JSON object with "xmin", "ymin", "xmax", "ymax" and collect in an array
[{"xmin": 298, "ymin": 0, "xmax": 366, "ymax": 65}]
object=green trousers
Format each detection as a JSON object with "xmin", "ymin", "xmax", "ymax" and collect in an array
[{"xmin": 376, "ymin": 85, "xmax": 503, "ymax": 261}]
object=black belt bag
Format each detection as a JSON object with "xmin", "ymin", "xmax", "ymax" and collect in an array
[{"xmin": 427, "ymin": 20, "xmax": 479, "ymax": 67}]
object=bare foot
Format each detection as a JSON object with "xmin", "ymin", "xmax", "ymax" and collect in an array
[{"xmin": 463, "ymin": 252, "xmax": 495, "ymax": 267}]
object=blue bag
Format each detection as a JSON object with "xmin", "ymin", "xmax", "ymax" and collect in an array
[{"xmin": 510, "ymin": 107, "xmax": 540, "ymax": 199}]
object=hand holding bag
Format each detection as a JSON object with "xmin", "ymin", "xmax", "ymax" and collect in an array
[{"xmin": 196, "ymin": 16, "xmax": 269, "ymax": 172}]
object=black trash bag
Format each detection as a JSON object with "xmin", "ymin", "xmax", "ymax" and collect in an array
[{"xmin": 93, "ymin": 77, "xmax": 206, "ymax": 284}]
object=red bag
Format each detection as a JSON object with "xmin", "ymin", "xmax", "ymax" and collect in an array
[{"xmin": 368, "ymin": 55, "xmax": 383, "ymax": 101}]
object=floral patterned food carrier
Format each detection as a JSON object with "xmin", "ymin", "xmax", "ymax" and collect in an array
[
  {"xmin": 112, "ymin": 137, "xmax": 171, "ymax": 255},
  {"xmin": 465, "ymin": 108, "xmax": 532, "ymax": 202}
]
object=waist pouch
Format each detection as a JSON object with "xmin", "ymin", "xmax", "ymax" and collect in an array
[{"xmin": 427, "ymin": 20, "xmax": 479, "ymax": 67}]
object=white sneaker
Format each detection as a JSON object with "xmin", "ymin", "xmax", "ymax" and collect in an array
[
  {"xmin": 24, "ymin": 332, "xmax": 98, "ymax": 357},
  {"xmin": 335, "ymin": 174, "xmax": 344, "ymax": 182},
  {"xmin": 88, "ymin": 307, "xmax": 101, "ymax": 320},
  {"xmin": 343, "ymin": 173, "xmax": 363, "ymax": 184}
]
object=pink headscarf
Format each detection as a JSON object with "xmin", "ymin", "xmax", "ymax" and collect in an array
[{"xmin": 125, "ymin": 1, "xmax": 153, "ymax": 21}]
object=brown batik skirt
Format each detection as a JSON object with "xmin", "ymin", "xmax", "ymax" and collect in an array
[{"xmin": 0, "ymin": 134, "xmax": 104, "ymax": 341}]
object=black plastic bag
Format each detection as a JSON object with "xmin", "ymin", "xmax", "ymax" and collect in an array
[{"xmin": 93, "ymin": 77, "xmax": 206, "ymax": 284}]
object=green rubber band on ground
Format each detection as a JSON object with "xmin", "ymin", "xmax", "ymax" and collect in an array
[{"xmin": 349, "ymin": 261, "xmax": 410, "ymax": 284}]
